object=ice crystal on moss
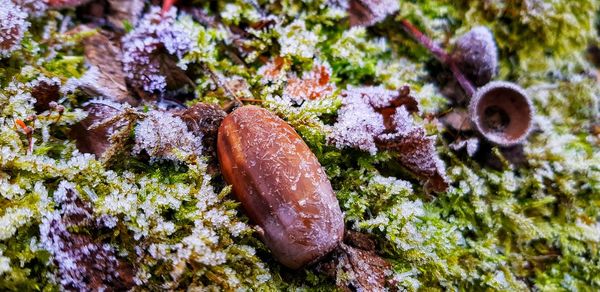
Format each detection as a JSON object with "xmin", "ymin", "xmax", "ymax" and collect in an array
[
  {"xmin": 330, "ymin": 27, "xmax": 387, "ymax": 68},
  {"xmin": 0, "ymin": 0, "xmax": 28, "ymax": 58},
  {"xmin": 12, "ymin": 0, "xmax": 47, "ymax": 17},
  {"xmin": 277, "ymin": 20, "xmax": 320, "ymax": 60},
  {"xmin": 1, "ymin": 1, "xmax": 599, "ymax": 290},
  {"xmin": 39, "ymin": 181, "xmax": 134, "ymax": 291},
  {"xmin": 328, "ymin": 86, "xmax": 386, "ymax": 154},
  {"xmin": 133, "ymin": 110, "xmax": 203, "ymax": 161},
  {"xmin": 0, "ymin": 207, "xmax": 34, "ymax": 241},
  {"xmin": 122, "ymin": 6, "xmax": 193, "ymax": 93},
  {"xmin": 0, "ymin": 250, "xmax": 9, "ymax": 276}
]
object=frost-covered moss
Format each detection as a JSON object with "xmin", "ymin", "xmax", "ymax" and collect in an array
[{"xmin": 1, "ymin": 0, "xmax": 600, "ymax": 291}]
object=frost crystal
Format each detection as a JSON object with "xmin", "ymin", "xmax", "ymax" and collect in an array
[
  {"xmin": 0, "ymin": 250, "xmax": 10, "ymax": 276},
  {"xmin": 0, "ymin": 206, "xmax": 34, "ymax": 240},
  {"xmin": 133, "ymin": 110, "xmax": 203, "ymax": 161},
  {"xmin": 39, "ymin": 181, "xmax": 134, "ymax": 291},
  {"xmin": 0, "ymin": 0, "xmax": 29, "ymax": 57},
  {"xmin": 330, "ymin": 86, "xmax": 448, "ymax": 191},
  {"xmin": 277, "ymin": 20, "xmax": 320, "ymax": 60},
  {"xmin": 328, "ymin": 86, "xmax": 409, "ymax": 154},
  {"xmin": 450, "ymin": 137, "xmax": 479, "ymax": 156},
  {"xmin": 12, "ymin": 0, "xmax": 47, "ymax": 17},
  {"xmin": 122, "ymin": 6, "xmax": 193, "ymax": 93},
  {"xmin": 348, "ymin": 0, "xmax": 400, "ymax": 27}
]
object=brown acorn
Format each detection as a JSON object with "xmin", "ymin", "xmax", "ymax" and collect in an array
[
  {"xmin": 469, "ymin": 81, "xmax": 534, "ymax": 146},
  {"xmin": 217, "ymin": 105, "xmax": 344, "ymax": 269}
]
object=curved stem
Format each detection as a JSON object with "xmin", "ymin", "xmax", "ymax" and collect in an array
[{"xmin": 400, "ymin": 19, "xmax": 476, "ymax": 98}]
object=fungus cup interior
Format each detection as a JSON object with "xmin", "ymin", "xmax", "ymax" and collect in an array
[{"xmin": 471, "ymin": 82, "xmax": 532, "ymax": 146}]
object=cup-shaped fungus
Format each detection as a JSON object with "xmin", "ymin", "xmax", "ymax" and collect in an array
[{"xmin": 469, "ymin": 81, "xmax": 533, "ymax": 146}]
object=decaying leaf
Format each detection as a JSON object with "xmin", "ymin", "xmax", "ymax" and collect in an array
[
  {"xmin": 107, "ymin": 0, "xmax": 144, "ymax": 30},
  {"xmin": 330, "ymin": 85, "xmax": 449, "ymax": 192},
  {"xmin": 46, "ymin": 0, "xmax": 93, "ymax": 8},
  {"xmin": 80, "ymin": 28, "xmax": 137, "ymax": 105},
  {"xmin": 336, "ymin": 243, "xmax": 390, "ymax": 291},
  {"xmin": 31, "ymin": 77, "xmax": 61, "ymax": 112},
  {"xmin": 175, "ymin": 102, "xmax": 227, "ymax": 153},
  {"xmin": 40, "ymin": 182, "xmax": 134, "ymax": 291},
  {"xmin": 316, "ymin": 231, "xmax": 392, "ymax": 291},
  {"xmin": 71, "ymin": 100, "xmax": 140, "ymax": 162},
  {"xmin": 376, "ymin": 129, "xmax": 449, "ymax": 193},
  {"xmin": 283, "ymin": 64, "xmax": 335, "ymax": 102}
]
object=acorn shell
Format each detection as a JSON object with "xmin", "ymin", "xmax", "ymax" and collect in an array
[
  {"xmin": 469, "ymin": 81, "xmax": 534, "ymax": 146},
  {"xmin": 217, "ymin": 105, "xmax": 344, "ymax": 269}
]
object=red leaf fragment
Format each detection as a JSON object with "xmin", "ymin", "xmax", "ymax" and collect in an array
[
  {"xmin": 284, "ymin": 65, "xmax": 335, "ymax": 101},
  {"xmin": 258, "ymin": 56, "xmax": 290, "ymax": 81}
]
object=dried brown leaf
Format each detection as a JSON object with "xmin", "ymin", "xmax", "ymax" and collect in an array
[
  {"xmin": 336, "ymin": 243, "xmax": 391, "ymax": 291},
  {"xmin": 107, "ymin": 0, "xmax": 144, "ymax": 30},
  {"xmin": 70, "ymin": 101, "xmax": 140, "ymax": 162},
  {"xmin": 174, "ymin": 102, "xmax": 227, "ymax": 152},
  {"xmin": 80, "ymin": 28, "xmax": 137, "ymax": 105},
  {"xmin": 47, "ymin": 0, "xmax": 93, "ymax": 8},
  {"xmin": 376, "ymin": 129, "xmax": 449, "ymax": 193},
  {"xmin": 31, "ymin": 79, "xmax": 60, "ymax": 112}
]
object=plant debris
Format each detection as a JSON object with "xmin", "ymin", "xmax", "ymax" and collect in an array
[
  {"xmin": 1, "ymin": 0, "xmax": 599, "ymax": 291},
  {"xmin": 330, "ymin": 85, "xmax": 448, "ymax": 192}
]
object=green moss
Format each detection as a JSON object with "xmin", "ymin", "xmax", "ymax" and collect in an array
[{"xmin": 1, "ymin": 0, "xmax": 599, "ymax": 290}]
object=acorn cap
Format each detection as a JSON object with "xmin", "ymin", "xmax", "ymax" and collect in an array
[
  {"xmin": 469, "ymin": 81, "xmax": 534, "ymax": 146},
  {"xmin": 452, "ymin": 26, "xmax": 498, "ymax": 87}
]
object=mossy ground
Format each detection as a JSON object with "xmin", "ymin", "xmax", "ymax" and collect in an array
[{"xmin": 1, "ymin": 0, "xmax": 599, "ymax": 290}]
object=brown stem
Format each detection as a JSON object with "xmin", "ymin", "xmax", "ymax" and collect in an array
[
  {"xmin": 400, "ymin": 19, "xmax": 476, "ymax": 98},
  {"xmin": 449, "ymin": 58, "xmax": 476, "ymax": 97}
]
